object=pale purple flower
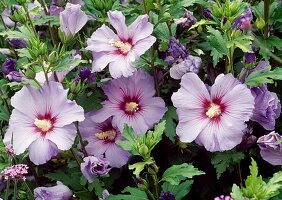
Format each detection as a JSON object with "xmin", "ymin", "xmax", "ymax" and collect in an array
[
  {"xmin": 242, "ymin": 61, "xmax": 281, "ymax": 130},
  {"xmin": 3, "ymin": 82, "xmax": 85, "ymax": 165},
  {"xmin": 1, "ymin": 164, "xmax": 28, "ymax": 181},
  {"xmin": 159, "ymin": 192, "xmax": 176, "ymax": 200},
  {"xmin": 86, "ymin": 10, "xmax": 156, "ymax": 78},
  {"xmin": 170, "ymin": 55, "xmax": 202, "ymax": 79},
  {"xmin": 92, "ymin": 70, "xmax": 167, "ymax": 134},
  {"xmin": 34, "ymin": 181, "xmax": 73, "ymax": 200},
  {"xmin": 171, "ymin": 73, "xmax": 254, "ymax": 152},
  {"xmin": 214, "ymin": 195, "xmax": 233, "ymax": 200},
  {"xmin": 81, "ymin": 156, "xmax": 111, "ymax": 183},
  {"xmin": 50, "ymin": 5, "xmax": 63, "ymax": 16},
  {"xmin": 60, "ymin": 3, "xmax": 88, "ymax": 36},
  {"xmin": 79, "ymin": 113, "xmax": 130, "ymax": 168},
  {"xmin": 257, "ymin": 132, "xmax": 282, "ymax": 165},
  {"xmin": 2, "ymin": 58, "xmax": 16, "ymax": 75}
]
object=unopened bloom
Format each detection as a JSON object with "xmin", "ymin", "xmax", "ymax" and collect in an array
[
  {"xmin": 1, "ymin": 8, "xmax": 15, "ymax": 27},
  {"xmin": 203, "ymin": 8, "xmax": 212, "ymax": 19},
  {"xmin": 81, "ymin": 156, "xmax": 111, "ymax": 183},
  {"xmin": 7, "ymin": 71, "xmax": 23, "ymax": 82},
  {"xmin": 4, "ymin": 82, "xmax": 84, "ymax": 165},
  {"xmin": 170, "ymin": 55, "xmax": 202, "ymax": 79},
  {"xmin": 93, "ymin": 70, "xmax": 167, "ymax": 134},
  {"xmin": 1, "ymin": 164, "xmax": 28, "ymax": 181},
  {"xmin": 8, "ymin": 39, "xmax": 27, "ymax": 49},
  {"xmin": 257, "ymin": 132, "xmax": 282, "ymax": 165},
  {"xmin": 34, "ymin": 181, "xmax": 72, "ymax": 200},
  {"xmin": 60, "ymin": 3, "xmax": 88, "ymax": 36},
  {"xmin": 2, "ymin": 58, "xmax": 16, "ymax": 75},
  {"xmin": 79, "ymin": 113, "xmax": 130, "ymax": 168},
  {"xmin": 86, "ymin": 10, "xmax": 156, "ymax": 78},
  {"xmin": 159, "ymin": 192, "xmax": 176, "ymax": 200},
  {"xmin": 172, "ymin": 73, "xmax": 254, "ymax": 152},
  {"xmin": 50, "ymin": 5, "xmax": 63, "ymax": 16},
  {"xmin": 99, "ymin": 190, "xmax": 110, "ymax": 200},
  {"xmin": 214, "ymin": 195, "xmax": 233, "ymax": 200}
]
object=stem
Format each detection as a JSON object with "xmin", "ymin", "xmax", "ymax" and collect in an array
[
  {"xmin": 264, "ymin": 0, "xmax": 270, "ymax": 39},
  {"xmin": 0, "ymin": 89, "xmax": 11, "ymax": 115},
  {"xmin": 150, "ymin": 47, "xmax": 160, "ymax": 96},
  {"xmin": 13, "ymin": 180, "xmax": 17, "ymax": 200},
  {"xmin": 142, "ymin": 0, "xmax": 148, "ymax": 14},
  {"xmin": 146, "ymin": 189, "xmax": 155, "ymax": 200},
  {"xmin": 151, "ymin": 174, "xmax": 159, "ymax": 199},
  {"xmin": 5, "ymin": 179, "xmax": 10, "ymax": 200},
  {"xmin": 23, "ymin": 4, "xmax": 37, "ymax": 36},
  {"xmin": 70, "ymin": 148, "xmax": 81, "ymax": 167},
  {"xmin": 237, "ymin": 163, "xmax": 243, "ymax": 187},
  {"xmin": 75, "ymin": 122, "xmax": 88, "ymax": 157},
  {"xmin": 23, "ymin": 181, "xmax": 35, "ymax": 200}
]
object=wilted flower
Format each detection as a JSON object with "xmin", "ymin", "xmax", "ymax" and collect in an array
[
  {"xmin": 92, "ymin": 70, "xmax": 167, "ymax": 134},
  {"xmin": 81, "ymin": 156, "xmax": 111, "ymax": 183},
  {"xmin": 2, "ymin": 58, "xmax": 16, "ymax": 75},
  {"xmin": 242, "ymin": 61, "xmax": 281, "ymax": 130},
  {"xmin": 8, "ymin": 39, "xmax": 27, "ymax": 48},
  {"xmin": 244, "ymin": 44, "xmax": 256, "ymax": 64},
  {"xmin": 233, "ymin": 7, "xmax": 253, "ymax": 30},
  {"xmin": 86, "ymin": 10, "xmax": 156, "ymax": 78},
  {"xmin": 1, "ymin": 164, "xmax": 28, "ymax": 181},
  {"xmin": 170, "ymin": 55, "xmax": 202, "ymax": 79},
  {"xmin": 78, "ymin": 67, "xmax": 95, "ymax": 82},
  {"xmin": 174, "ymin": 9, "xmax": 196, "ymax": 30},
  {"xmin": 172, "ymin": 73, "xmax": 254, "ymax": 152},
  {"xmin": 214, "ymin": 195, "xmax": 233, "ymax": 200},
  {"xmin": 34, "ymin": 181, "xmax": 73, "ymax": 200},
  {"xmin": 7, "ymin": 71, "xmax": 23, "ymax": 82},
  {"xmin": 60, "ymin": 3, "xmax": 88, "ymax": 36},
  {"xmin": 99, "ymin": 190, "xmax": 110, "ymax": 200},
  {"xmin": 165, "ymin": 37, "xmax": 188, "ymax": 64},
  {"xmin": 79, "ymin": 113, "xmax": 130, "ymax": 168},
  {"xmin": 203, "ymin": 8, "xmax": 212, "ymax": 19},
  {"xmin": 159, "ymin": 192, "xmax": 176, "ymax": 200},
  {"xmin": 257, "ymin": 132, "xmax": 282, "ymax": 165},
  {"xmin": 49, "ymin": 5, "xmax": 63, "ymax": 16},
  {"xmin": 4, "ymin": 82, "xmax": 84, "ymax": 165}
]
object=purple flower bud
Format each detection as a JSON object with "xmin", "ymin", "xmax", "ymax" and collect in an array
[
  {"xmin": 1, "ymin": 8, "xmax": 15, "ymax": 27},
  {"xmin": 245, "ymin": 44, "xmax": 256, "ymax": 64},
  {"xmin": 8, "ymin": 39, "xmax": 27, "ymax": 48},
  {"xmin": 60, "ymin": 3, "xmax": 88, "ymax": 36},
  {"xmin": 159, "ymin": 192, "xmax": 176, "ymax": 200},
  {"xmin": 203, "ymin": 8, "xmax": 212, "ymax": 19},
  {"xmin": 170, "ymin": 55, "xmax": 202, "ymax": 79},
  {"xmin": 251, "ymin": 85, "xmax": 281, "ymax": 130},
  {"xmin": 34, "ymin": 181, "xmax": 73, "ymax": 200},
  {"xmin": 79, "ymin": 67, "xmax": 92, "ymax": 80},
  {"xmin": 222, "ymin": 16, "xmax": 228, "ymax": 25},
  {"xmin": 257, "ymin": 132, "xmax": 282, "ymax": 165},
  {"xmin": 214, "ymin": 195, "xmax": 233, "ymax": 200},
  {"xmin": 6, "ymin": 71, "xmax": 23, "ymax": 82},
  {"xmin": 233, "ymin": 7, "xmax": 253, "ymax": 30},
  {"xmin": 49, "ymin": 5, "xmax": 63, "ymax": 16},
  {"xmin": 2, "ymin": 58, "xmax": 16, "ymax": 75},
  {"xmin": 80, "ymin": 156, "xmax": 111, "ymax": 183},
  {"xmin": 166, "ymin": 37, "xmax": 188, "ymax": 64}
]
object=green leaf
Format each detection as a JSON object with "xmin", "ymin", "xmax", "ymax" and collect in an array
[
  {"xmin": 145, "ymin": 120, "xmax": 166, "ymax": 151},
  {"xmin": 154, "ymin": 22, "xmax": 170, "ymax": 41},
  {"xmin": 245, "ymin": 66, "xmax": 282, "ymax": 87},
  {"xmin": 163, "ymin": 107, "xmax": 177, "ymax": 142},
  {"xmin": 128, "ymin": 159, "xmax": 153, "ymax": 178},
  {"xmin": 33, "ymin": 15, "xmax": 60, "ymax": 26},
  {"xmin": 264, "ymin": 171, "xmax": 282, "ymax": 199},
  {"xmin": 161, "ymin": 180, "xmax": 194, "ymax": 200},
  {"xmin": 88, "ymin": 178, "xmax": 104, "ymax": 196},
  {"xmin": 211, "ymin": 150, "xmax": 245, "ymax": 179},
  {"xmin": 161, "ymin": 163, "xmax": 205, "ymax": 185},
  {"xmin": 117, "ymin": 124, "xmax": 139, "ymax": 155},
  {"xmin": 53, "ymin": 58, "xmax": 86, "ymax": 71},
  {"xmin": 188, "ymin": 19, "xmax": 216, "ymax": 31},
  {"xmin": 231, "ymin": 184, "xmax": 244, "ymax": 200},
  {"xmin": 107, "ymin": 187, "xmax": 148, "ymax": 200},
  {"xmin": 0, "ymin": 25, "xmax": 35, "ymax": 39}
]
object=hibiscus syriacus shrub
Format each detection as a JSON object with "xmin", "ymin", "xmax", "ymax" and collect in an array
[{"xmin": 1, "ymin": 0, "xmax": 282, "ymax": 199}]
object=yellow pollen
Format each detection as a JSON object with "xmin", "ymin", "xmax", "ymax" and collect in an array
[
  {"xmin": 110, "ymin": 39, "xmax": 132, "ymax": 53},
  {"xmin": 95, "ymin": 130, "xmax": 117, "ymax": 141},
  {"xmin": 34, "ymin": 118, "xmax": 52, "ymax": 132},
  {"xmin": 125, "ymin": 102, "xmax": 139, "ymax": 113},
  {"xmin": 206, "ymin": 103, "xmax": 221, "ymax": 118}
]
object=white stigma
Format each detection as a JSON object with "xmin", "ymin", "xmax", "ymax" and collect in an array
[
  {"xmin": 125, "ymin": 102, "xmax": 139, "ymax": 113},
  {"xmin": 109, "ymin": 39, "xmax": 132, "ymax": 54},
  {"xmin": 34, "ymin": 118, "xmax": 52, "ymax": 132},
  {"xmin": 206, "ymin": 103, "xmax": 221, "ymax": 118}
]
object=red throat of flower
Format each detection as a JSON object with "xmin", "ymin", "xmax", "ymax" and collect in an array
[
  {"xmin": 95, "ymin": 129, "xmax": 118, "ymax": 143},
  {"xmin": 34, "ymin": 113, "xmax": 55, "ymax": 135},
  {"xmin": 110, "ymin": 39, "xmax": 132, "ymax": 55}
]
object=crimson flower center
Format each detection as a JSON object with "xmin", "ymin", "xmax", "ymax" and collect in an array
[
  {"xmin": 206, "ymin": 103, "xmax": 221, "ymax": 118},
  {"xmin": 125, "ymin": 102, "xmax": 139, "ymax": 113},
  {"xmin": 110, "ymin": 39, "xmax": 132, "ymax": 54},
  {"xmin": 95, "ymin": 129, "xmax": 117, "ymax": 142},
  {"xmin": 34, "ymin": 118, "xmax": 52, "ymax": 132}
]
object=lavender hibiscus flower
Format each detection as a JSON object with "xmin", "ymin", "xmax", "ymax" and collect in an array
[
  {"xmin": 4, "ymin": 82, "xmax": 84, "ymax": 165},
  {"xmin": 60, "ymin": 3, "xmax": 88, "ymax": 36},
  {"xmin": 34, "ymin": 181, "xmax": 73, "ymax": 200},
  {"xmin": 79, "ymin": 113, "xmax": 130, "ymax": 168},
  {"xmin": 92, "ymin": 70, "xmax": 167, "ymax": 134},
  {"xmin": 257, "ymin": 132, "xmax": 282, "ymax": 165},
  {"xmin": 81, "ymin": 156, "xmax": 111, "ymax": 183},
  {"xmin": 86, "ymin": 10, "xmax": 156, "ymax": 78},
  {"xmin": 172, "ymin": 73, "xmax": 254, "ymax": 152}
]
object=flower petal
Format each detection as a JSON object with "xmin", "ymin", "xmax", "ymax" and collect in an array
[
  {"xmin": 105, "ymin": 144, "xmax": 130, "ymax": 168},
  {"xmin": 131, "ymin": 36, "xmax": 156, "ymax": 58},
  {"xmin": 107, "ymin": 10, "xmax": 128, "ymax": 39},
  {"xmin": 108, "ymin": 56, "xmax": 136, "ymax": 78},
  {"xmin": 91, "ymin": 52, "xmax": 119, "ymax": 72}
]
